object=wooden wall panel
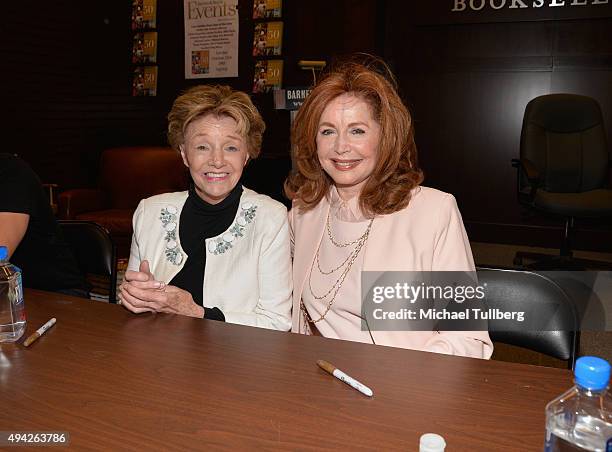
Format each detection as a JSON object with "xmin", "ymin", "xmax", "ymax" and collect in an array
[
  {"xmin": 7, "ymin": 0, "xmax": 609, "ymax": 251},
  {"xmin": 385, "ymin": 1, "xmax": 612, "ymax": 251},
  {"xmin": 3, "ymin": 0, "xmax": 379, "ymax": 199}
]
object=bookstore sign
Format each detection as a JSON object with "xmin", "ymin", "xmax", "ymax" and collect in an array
[
  {"xmin": 273, "ymin": 87, "xmax": 312, "ymax": 127},
  {"xmin": 273, "ymin": 87, "xmax": 311, "ymax": 111},
  {"xmin": 404, "ymin": 0, "xmax": 612, "ymax": 24},
  {"xmin": 451, "ymin": 0, "xmax": 609, "ymax": 11}
]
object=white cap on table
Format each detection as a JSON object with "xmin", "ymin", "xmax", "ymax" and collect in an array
[{"xmin": 419, "ymin": 433, "xmax": 446, "ymax": 452}]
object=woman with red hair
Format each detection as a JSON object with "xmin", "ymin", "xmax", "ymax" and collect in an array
[{"xmin": 285, "ymin": 57, "xmax": 493, "ymax": 358}]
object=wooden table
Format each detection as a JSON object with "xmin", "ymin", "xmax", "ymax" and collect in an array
[{"xmin": 0, "ymin": 289, "xmax": 571, "ymax": 451}]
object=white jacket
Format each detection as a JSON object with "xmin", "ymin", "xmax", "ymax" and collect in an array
[{"xmin": 128, "ymin": 187, "xmax": 292, "ymax": 331}]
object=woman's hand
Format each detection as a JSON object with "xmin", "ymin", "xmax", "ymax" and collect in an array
[
  {"xmin": 119, "ymin": 260, "xmax": 159, "ymax": 313},
  {"xmin": 119, "ymin": 260, "xmax": 157, "ymax": 313},
  {"xmin": 120, "ymin": 266, "xmax": 205, "ymax": 318},
  {"xmin": 124, "ymin": 260, "xmax": 155, "ymax": 284}
]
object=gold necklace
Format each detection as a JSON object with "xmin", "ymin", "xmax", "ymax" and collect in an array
[
  {"xmin": 326, "ymin": 210, "xmax": 373, "ymax": 247},
  {"xmin": 315, "ymin": 246, "xmax": 353, "ymax": 275},
  {"xmin": 315, "ymin": 217, "xmax": 373, "ymax": 275},
  {"xmin": 303, "ymin": 213, "xmax": 373, "ymax": 324},
  {"xmin": 317, "ymin": 213, "xmax": 373, "ymax": 275}
]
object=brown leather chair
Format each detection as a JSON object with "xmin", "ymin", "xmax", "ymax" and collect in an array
[{"xmin": 59, "ymin": 147, "xmax": 188, "ymax": 256}]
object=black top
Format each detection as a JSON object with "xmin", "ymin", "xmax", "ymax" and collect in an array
[
  {"xmin": 169, "ymin": 184, "xmax": 243, "ymax": 321},
  {"xmin": 0, "ymin": 153, "xmax": 88, "ymax": 293}
]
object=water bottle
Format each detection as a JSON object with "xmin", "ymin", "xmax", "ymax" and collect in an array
[
  {"xmin": 545, "ymin": 356, "xmax": 612, "ymax": 451},
  {"xmin": 0, "ymin": 246, "xmax": 26, "ymax": 342}
]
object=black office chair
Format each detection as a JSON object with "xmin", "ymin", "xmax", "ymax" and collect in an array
[
  {"xmin": 477, "ymin": 268, "xmax": 580, "ymax": 369},
  {"xmin": 511, "ymin": 93, "xmax": 612, "ymax": 270},
  {"xmin": 58, "ymin": 220, "xmax": 117, "ymax": 303}
]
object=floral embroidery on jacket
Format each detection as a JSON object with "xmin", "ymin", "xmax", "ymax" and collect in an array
[
  {"xmin": 160, "ymin": 205, "xmax": 183, "ymax": 265},
  {"xmin": 207, "ymin": 202, "xmax": 257, "ymax": 255}
]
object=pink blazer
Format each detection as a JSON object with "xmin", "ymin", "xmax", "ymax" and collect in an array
[{"xmin": 289, "ymin": 186, "xmax": 494, "ymax": 359}]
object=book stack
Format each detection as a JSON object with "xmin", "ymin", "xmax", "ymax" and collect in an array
[
  {"xmin": 88, "ymin": 274, "xmax": 111, "ymax": 303},
  {"xmin": 131, "ymin": 0, "xmax": 158, "ymax": 96},
  {"xmin": 252, "ymin": 0, "xmax": 284, "ymax": 94}
]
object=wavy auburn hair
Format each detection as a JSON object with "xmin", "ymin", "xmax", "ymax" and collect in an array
[
  {"xmin": 167, "ymin": 84, "xmax": 265, "ymax": 159},
  {"xmin": 284, "ymin": 58, "xmax": 423, "ymax": 216}
]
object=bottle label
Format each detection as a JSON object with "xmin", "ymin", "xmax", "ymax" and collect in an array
[{"xmin": 14, "ymin": 273, "xmax": 25, "ymax": 321}]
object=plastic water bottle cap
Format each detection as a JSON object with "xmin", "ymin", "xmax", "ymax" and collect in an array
[
  {"xmin": 574, "ymin": 356, "xmax": 610, "ymax": 391},
  {"xmin": 419, "ymin": 433, "xmax": 446, "ymax": 452},
  {"xmin": 0, "ymin": 246, "xmax": 7, "ymax": 261}
]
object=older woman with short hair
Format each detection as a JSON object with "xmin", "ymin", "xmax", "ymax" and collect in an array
[
  {"xmin": 285, "ymin": 58, "xmax": 493, "ymax": 357},
  {"xmin": 120, "ymin": 85, "xmax": 292, "ymax": 330}
]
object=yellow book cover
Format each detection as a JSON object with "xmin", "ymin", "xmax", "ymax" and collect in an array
[
  {"xmin": 253, "ymin": 0, "xmax": 282, "ymax": 19},
  {"xmin": 132, "ymin": 32, "xmax": 157, "ymax": 64},
  {"xmin": 252, "ymin": 22, "xmax": 283, "ymax": 57},
  {"xmin": 132, "ymin": 0, "xmax": 157, "ymax": 30},
  {"xmin": 253, "ymin": 60, "xmax": 283, "ymax": 94},
  {"xmin": 132, "ymin": 66, "xmax": 158, "ymax": 96}
]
